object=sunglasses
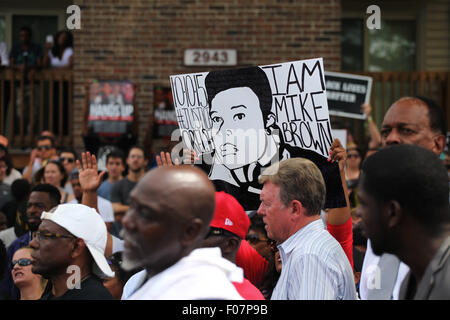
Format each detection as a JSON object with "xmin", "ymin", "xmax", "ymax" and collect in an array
[
  {"xmin": 34, "ymin": 231, "xmax": 77, "ymax": 241},
  {"xmin": 245, "ymin": 234, "xmax": 272, "ymax": 246},
  {"xmin": 60, "ymin": 157, "xmax": 75, "ymax": 163},
  {"xmin": 12, "ymin": 258, "xmax": 32, "ymax": 267},
  {"xmin": 204, "ymin": 227, "xmax": 238, "ymax": 239},
  {"xmin": 37, "ymin": 146, "xmax": 52, "ymax": 151}
]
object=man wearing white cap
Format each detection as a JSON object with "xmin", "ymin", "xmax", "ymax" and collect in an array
[{"xmin": 29, "ymin": 203, "xmax": 114, "ymax": 299}]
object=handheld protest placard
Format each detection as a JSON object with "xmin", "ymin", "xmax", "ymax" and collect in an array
[
  {"xmin": 325, "ymin": 71, "xmax": 373, "ymax": 119},
  {"xmin": 170, "ymin": 58, "xmax": 346, "ymax": 211}
]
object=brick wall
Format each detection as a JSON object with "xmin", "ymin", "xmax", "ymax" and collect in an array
[{"xmin": 72, "ymin": 0, "xmax": 342, "ymax": 155}]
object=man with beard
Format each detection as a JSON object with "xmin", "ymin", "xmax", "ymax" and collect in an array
[
  {"xmin": 111, "ymin": 146, "xmax": 147, "ymax": 232},
  {"xmin": 120, "ymin": 166, "xmax": 244, "ymax": 299},
  {"xmin": 0, "ymin": 183, "xmax": 61, "ymax": 299}
]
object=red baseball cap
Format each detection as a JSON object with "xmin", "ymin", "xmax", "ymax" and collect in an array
[{"xmin": 210, "ymin": 191, "xmax": 250, "ymax": 239}]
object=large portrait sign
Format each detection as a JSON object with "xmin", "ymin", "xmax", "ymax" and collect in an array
[
  {"xmin": 170, "ymin": 58, "xmax": 346, "ymax": 211},
  {"xmin": 88, "ymin": 80, "xmax": 135, "ymax": 137},
  {"xmin": 325, "ymin": 71, "xmax": 373, "ymax": 119}
]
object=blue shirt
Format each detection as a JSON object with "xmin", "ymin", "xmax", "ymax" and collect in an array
[
  {"xmin": 271, "ymin": 219, "xmax": 357, "ymax": 300},
  {"xmin": 98, "ymin": 180, "xmax": 112, "ymax": 201}
]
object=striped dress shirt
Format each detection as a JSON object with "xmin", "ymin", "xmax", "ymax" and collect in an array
[{"xmin": 271, "ymin": 219, "xmax": 357, "ymax": 300}]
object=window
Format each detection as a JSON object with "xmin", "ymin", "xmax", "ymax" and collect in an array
[
  {"xmin": 341, "ymin": 18, "xmax": 416, "ymax": 72},
  {"xmin": 12, "ymin": 15, "xmax": 58, "ymax": 47}
]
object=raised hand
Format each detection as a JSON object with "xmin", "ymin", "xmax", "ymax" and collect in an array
[
  {"xmin": 328, "ymin": 138, "xmax": 347, "ymax": 171},
  {"xmin": 76, "ymin": 151, "xmax": 105, "ymax": 193},
  {"xmin": 155, "ymin": 149, "xmax": 200, "ymax": 167},
  {"xmin": 156, "ymin": 151, "xmax": 179, "ymax": 167}
]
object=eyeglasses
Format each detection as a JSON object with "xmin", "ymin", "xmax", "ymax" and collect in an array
[
  {"xmin": 0, "ymin": 165, "xmax": 7, "ymax": 170},
  {"xmin": 34, "ymin": 231, "xmax": 77, "ymax": 241},
  {"xmin": 347, "ymin": 154, "xmax": 360, "ymax": 159},
  {"xmin": 37, "ymin": 145, "xmax": 52, "ymax": 151},
  {"xmin": 204, "ymin": 227, "xmax": 238, "ymax": 239},
  {"xmin": 245, "ymin": 234, "xmax": 272, "ymax": 246},
  {"xmin": 12, "ymin": 258, "xmax": 32, "ymax": 267},
  {"xmin": 60, "ymin": 157, "xmax": 75, "ymax": 163}
]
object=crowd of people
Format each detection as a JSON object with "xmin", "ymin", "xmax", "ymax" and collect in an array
[
  {"xmin": 0, "ymin": 93, "xmax": 448, "ymax": 301},
  {"xmin": 0, "ymin": 26, "xmax": 449, "ymax": 300}
]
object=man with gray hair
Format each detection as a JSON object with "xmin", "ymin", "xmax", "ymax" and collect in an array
[{"xmin": 258, "ymin": 158, "xmax": 356, "ymax": 300}]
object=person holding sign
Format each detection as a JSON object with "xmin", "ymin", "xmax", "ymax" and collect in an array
[{"xmin": 203, "ymin": 66, "xmax": 345, "ymax": 211}]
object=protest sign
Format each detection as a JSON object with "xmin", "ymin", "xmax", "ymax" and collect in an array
[
  {"xmin": 325, "ymin": 71, "xmax": 372, "ymax": 119},
  {"xmin": 153, "ymin": 86, "xmax": 178, "ymax": 139},
  {"xmin": 87, "ymin": 80, "xmax": 135, "ymax": 137},
  {"xmin": 170, "ymin": 58, "xmax": 345, "ymax": 211},
  {"xmin": 332, "ymin": 129, "xmax": 347, "ymax": 150}
]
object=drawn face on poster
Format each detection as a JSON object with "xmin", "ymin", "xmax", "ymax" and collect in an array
[
  {"xmin": 209, "ymin": 84, "xmax": 273, "ymax": 170},
  {"xmin": 170, "ymin": 58, "xmax": 345, "ymax": 211}
]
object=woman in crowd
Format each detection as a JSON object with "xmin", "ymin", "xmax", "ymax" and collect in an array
[
  {"xmin": 0, "ymin": 136, "xmax": 22, "ymax": 186},
  {"xmin": 11, "ymin": 246, "xmax": 47, "ymax": 300},
  {"xmin": 43, "ymin": 160, "xmax": 73, "ymax": 203},
  {"xmin": 43, "ymin": 30, "xmax": 73, "ymax": 69}
]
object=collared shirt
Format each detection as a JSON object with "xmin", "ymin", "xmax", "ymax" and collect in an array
[
  {"xmin": 271, "ymin": 219, "xmax": 357, "ymax": 300},
  {"xmin": 399, "ymin": 235, "xmax": 450, "ymax": 300},
  {"xmin": 360, "ymin": 239, "xmax": 410, "ymax": 300},
  {"xmin": 124, "ymin": 248, "xmax": 244, "ymax": 300}
]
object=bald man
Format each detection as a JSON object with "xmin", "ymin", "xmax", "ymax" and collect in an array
[
  {"xmin": 121, "ymin": 166, "xmax": 244, "ymax": 300},
  {"xmin": 360, "ymin": 96, "xmax": 447, "ymax": 300}
]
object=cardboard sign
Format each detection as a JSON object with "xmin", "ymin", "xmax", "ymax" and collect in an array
[
  {"xmin": 325, "ymin": 71, "xmax": 372, "ymax": 119},
  {"xmin": 88, "ymin": 80, "xmax": 134, "ymax": 137},
  {"xmin": 170, "ymin": 58, "xmax": 345, "ymax": 211}
]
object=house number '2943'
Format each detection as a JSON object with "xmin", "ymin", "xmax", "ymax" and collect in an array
[{"xmin": 184, "ymin": 49, "xmax": 237, "ymax": 66}]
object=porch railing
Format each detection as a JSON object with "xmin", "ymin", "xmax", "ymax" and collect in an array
[{"xmin": 0, "ymin": 68, "xmax": 73, "ymax": 149}]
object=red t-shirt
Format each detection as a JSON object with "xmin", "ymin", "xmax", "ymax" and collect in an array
[
  {"xmin": 235, "ymin": 240, "xmax": 269, "ymax": 286},
  {"xmin": 327, "ymin": 216, "xmax": 354, "ymax": 269},
  {"xmin": 233, "ymin": 278, "xmax": 265, "ymax": 300}
]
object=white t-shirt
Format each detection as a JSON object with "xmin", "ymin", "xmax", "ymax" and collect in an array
[
  {"xmin": 360, "ymin": 239, "xmax": 410, "ymax": 300},
  {"xmin": 123, "ymin": 247, "xmax": 244, "ymax": 300},
  {"xmin": 49, "ymin": 47, "xmax": 73, "ymax": 67},
  {"xmin": 69, "ymin": 196, "xmax": 114, "ymax": 223},
  {"xmin": 3, "ymin": 168, "xmax": 22, "ymax": 186}
]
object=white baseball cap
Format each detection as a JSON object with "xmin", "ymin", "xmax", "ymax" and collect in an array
[{"xmin": 41, "ymin": 203, "xmax": 115, "ymax": 278}]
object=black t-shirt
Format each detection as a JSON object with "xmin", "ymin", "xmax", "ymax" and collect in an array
[
  {"xmin": 9, "ymin": 43, "xmax": 43, "ymax": 66},
  {"xmin": 110, "ymin": 177, "xmax": 136, "ymax": 206},
  {"xmin": 40, "ymin": 275, "xmax": 114, "ymax": 300}
]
